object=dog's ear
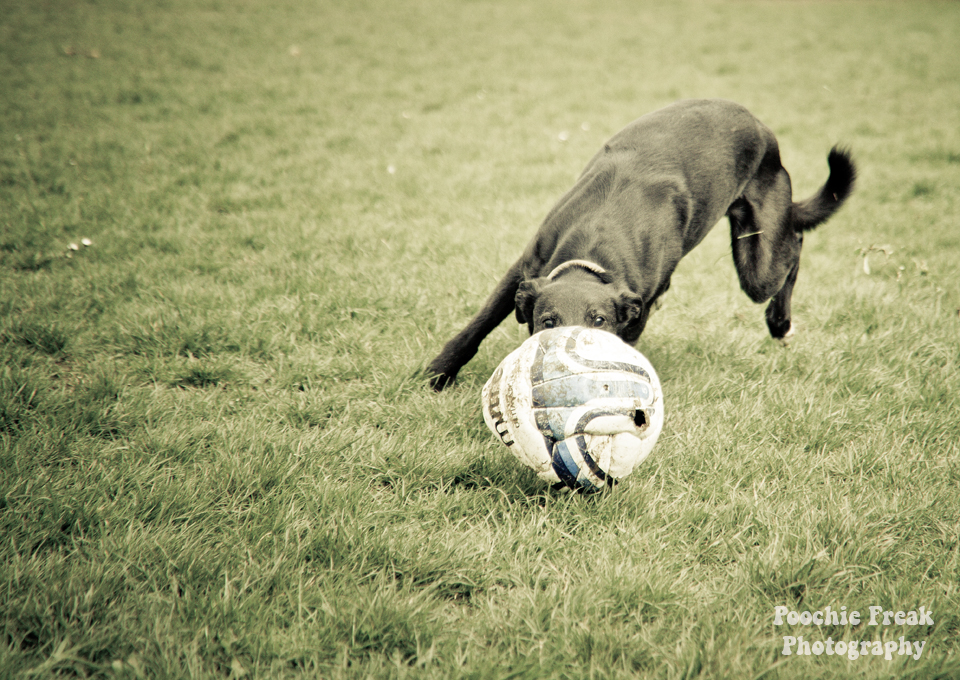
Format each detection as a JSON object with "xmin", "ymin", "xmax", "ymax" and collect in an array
[
  {"xmin": 614, "ymin": 291, "xmax": 645, "ymax": 343},
  {"xmin": 515, "ymin": 279, "xmax": 544, "ymax": 325}
]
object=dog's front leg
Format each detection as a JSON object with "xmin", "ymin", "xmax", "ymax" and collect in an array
[{"xmin": 426, "ymin": 259, "xmax": 524, "ymax": 390}]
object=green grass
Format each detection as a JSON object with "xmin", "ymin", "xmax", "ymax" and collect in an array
[{"xmin": 2, "ymin": 0, "xmax": 960, "ymax": 677}]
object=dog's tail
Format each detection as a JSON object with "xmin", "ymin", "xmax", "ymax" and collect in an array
[{"xmin": 792, "ymin": 146, "xmax": 856, "ymax": 232}]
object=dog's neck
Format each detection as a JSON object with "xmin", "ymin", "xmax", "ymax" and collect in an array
[{"xmin": 546, "ymin": 259, "xmax": 608, "ymax": 281}]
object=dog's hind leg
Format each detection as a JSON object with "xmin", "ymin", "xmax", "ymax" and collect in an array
[
  {"xmin": 727, "ymin": 159, "xmax": 803, "ymax": 340},
  {"xmin": 764, "ymin": 243, "xmax": 801, "ymax": 342},
  {"xmin": 731, "ymin": 147, "xmax": 855, "ymax": 341},
  {"xmin": 425, "ymin": 259, "xmax": 524, "ymax": 390}
]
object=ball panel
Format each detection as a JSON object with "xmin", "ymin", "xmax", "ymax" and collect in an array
[
  {"xmin": 531, "ymin": 327, "xmax": 653, "ymax": 388},
  {"xmin": 535, "ymin": 404, "xmax": 642, "ymax": 442},
  {"xmin": 532, "ymin": 373, "xmax": 651, "ymax": 407},
  {"xmin": 552, "ymin": 436, "xmax": 605, "ymax": 492},
  {"xmin": 551, "ymin": 438, "xmax": 581, "ymax": 487},
  {"xmin": 482, "ymin": 337, "xmax": 561, "ymax": 483},
  {"xmin": 481, "ymin": 365, "xmax": 510, "ymax": 444}
]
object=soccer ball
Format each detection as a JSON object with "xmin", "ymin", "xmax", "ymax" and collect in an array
[{"xmin": 482, "ymin": 326, "xmax": 664, "ymax": 493}]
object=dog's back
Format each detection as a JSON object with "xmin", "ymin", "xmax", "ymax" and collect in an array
[
  {"xmin": 525, "ymin": 99, "xmax": 776, "ymax": 296},
  {"xmin": 585, "ymin": 98, "xmax": 771, "ymax": 215}
]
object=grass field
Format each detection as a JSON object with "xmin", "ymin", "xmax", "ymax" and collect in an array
[{"xmin": 2, "ymin": 0, "xmax": 960, "ymax": 677}]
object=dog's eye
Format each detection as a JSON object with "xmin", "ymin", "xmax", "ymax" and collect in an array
[
  {"xmin": 592, "ymin": 316, "xmax": 605, "ymax": 327},
  {"xmin": 543, "ymin": 318, "xmax": 556, "ymax": 329}
]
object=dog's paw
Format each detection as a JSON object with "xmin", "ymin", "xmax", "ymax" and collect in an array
[
  {"xmin": 423, "ymin": 362, "xmax": 458, "ymax": 391},
  {"xmin": 428, "ymin": 372, "xmax": 456, "ymax": 391},
  {"xmin": 776, "ymin": 322, "xmax": 796, "ymax": 347}
]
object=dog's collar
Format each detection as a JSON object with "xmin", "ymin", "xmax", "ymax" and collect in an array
[{"xmin": 546, "ymin": 259, "xmax": 608, "ymax": 281}]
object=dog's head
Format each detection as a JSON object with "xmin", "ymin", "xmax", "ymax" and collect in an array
[{"xmin": 514, "ymin": 265, "xmax": 645, "ymax": 343}]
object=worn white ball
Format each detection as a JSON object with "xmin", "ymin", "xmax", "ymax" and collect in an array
[{"xmin": 482, "ymin": 327, "xmax": 664, "ymax": 493}]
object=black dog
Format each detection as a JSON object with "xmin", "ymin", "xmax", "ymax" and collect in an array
[{"xmin": 427, "ymin": 99, "xmax": 855, "ymax": 390}]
